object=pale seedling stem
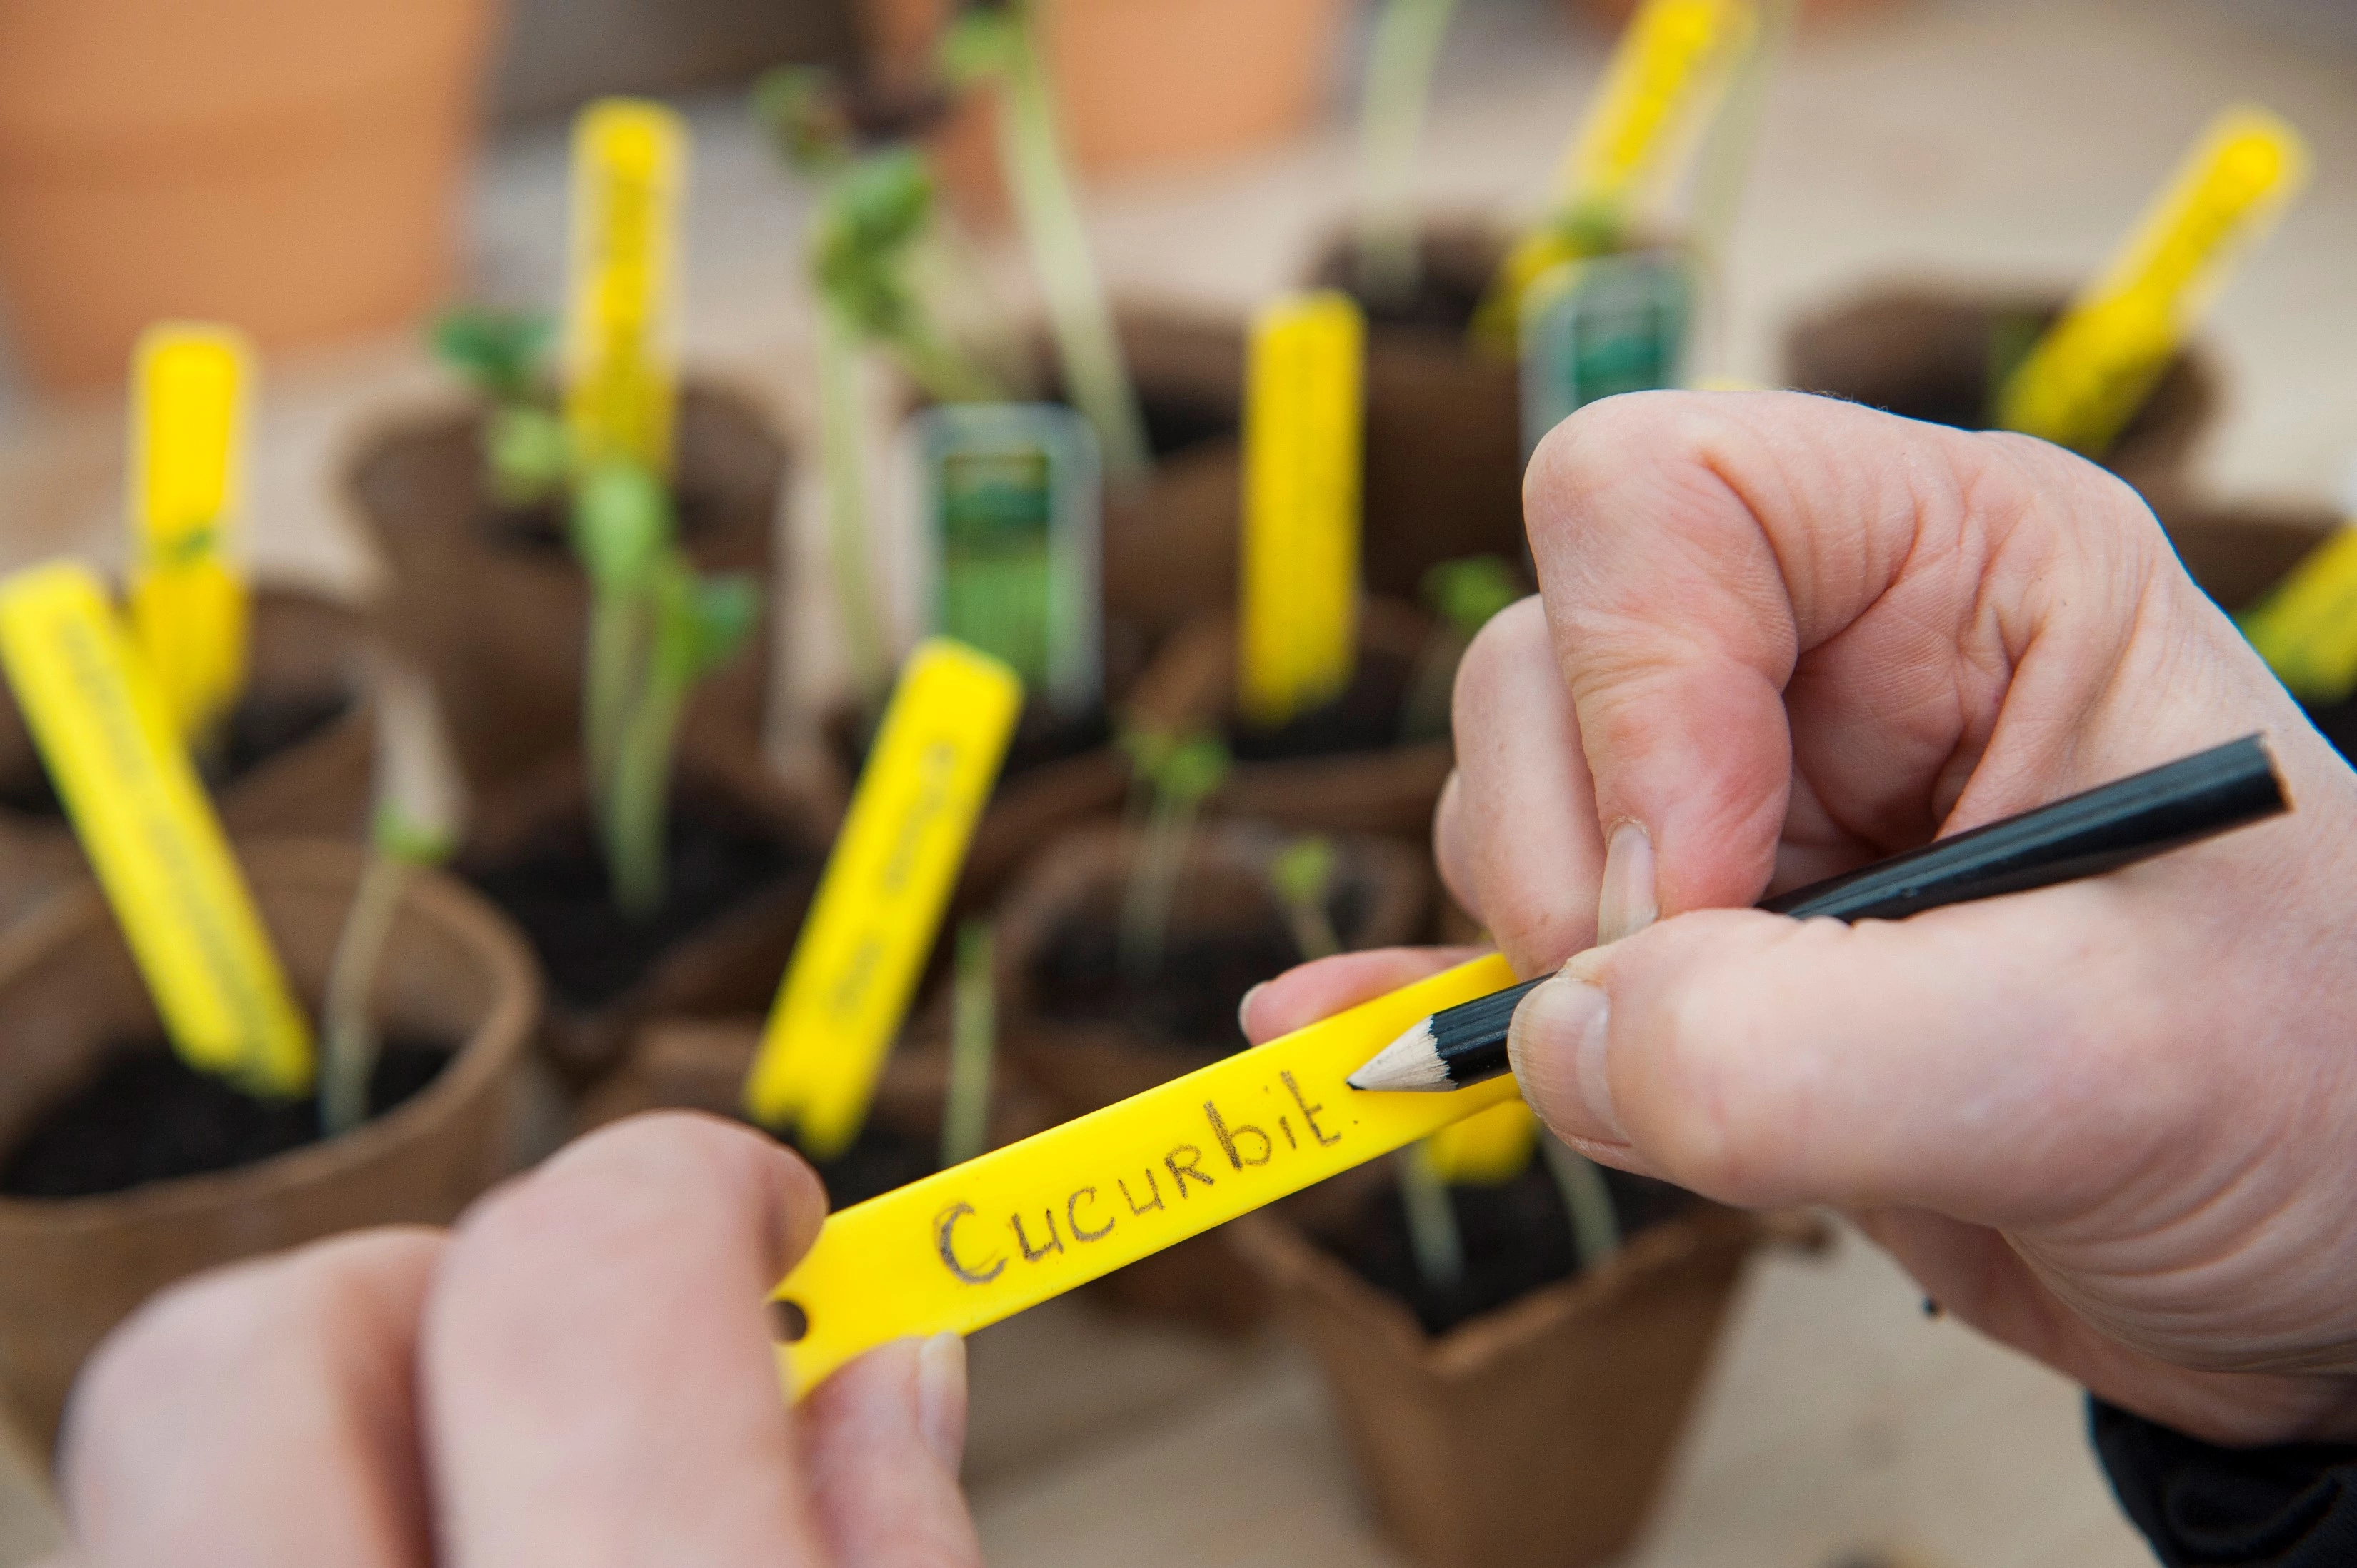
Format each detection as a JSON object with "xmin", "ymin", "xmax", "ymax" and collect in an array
[
  {"xmin": 1541, "ymin": 1129, "xmax": 1621, "ymax": 1273},
  {"xmin": 1355, "ymin": 0, "xmax": 1462, "ymax": 307},
  {"xmin": 941, "ymin": 918, "xmax": 998, "ymax": 1168},
  {"xmin": 1116, "ymin": 731, "xmax": 1230, "ymax": 982},
  {"xmin": 1395, "ymin": 1141, "xmax": 1466, "ymax": 1296},
  {"xmin": 816, "ymin": 301, "xmax": 894, "ymax": 710},
  {"xmin": 1269, "ymin": 835, "xmax": 1343, "ymax": 963}
]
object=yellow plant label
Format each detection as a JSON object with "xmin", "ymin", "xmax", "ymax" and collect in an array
[
  {"xmin": 768, "ymin": 953, "xmax": 1521, "ymax": 1398},
  {"xmin": 2238, "ymin": 524, "xmax": 2357, "ymax": 705},
  {"xmin": 743, "ymin": 640, "xmax": 1021, "ymax": 1157},
  {"xmin": 1476, "ymin": 0, "xmax": 1755, "ymax": 349},
  {"xmin": 565, "ymin": 98, "xmax": 688, "ymax": 474},
  {"xmin": 1239, "ymin": 291, "xmax": 1363, "ymax": 728},
  {"xmin": 1558, "ymin": 0, "xmax": 1757, "ymax": 211},
  {"xmin": 128, "ymin": 323, "xmax": 253, "ymax": 742},
  {"xmin": 0, "ymin": 563, "xmax": 311, "ymax": 1094},
  {"xmin": 1423, "ymin": 1097, "xmax": 1540, "ymax": 1184},
  {"xmin": 1998, "ymin": 105, "xmax": 2309, "ymax": 458}
]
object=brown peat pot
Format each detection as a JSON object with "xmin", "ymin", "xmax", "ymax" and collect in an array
[
  {"xmin": 1236, "ymin": 1172, "xmax": 1779, "ymax": 1568},
  {"xmin": 1781, "ymin": 284, "xmax": 2220, "ymax": 496},
  {"xmin": 1129, "ymin": 595, "xmax": 1456, "ymax": 839},
  {"xmin": 579, "ymin": 1012, "xmax": 1039, "ymax": 1212},
  {"xmin": 0, "ymin": 839, "xmax": 538, "ymax": 1447},
  {"xmin": 455, "ymin": 745, "xmax": 836, "ymax": 1085},
  {"xmin": 1307, "ymin": 221, "xmax": 1532, "ymax": 599},
  {"xmin": 0, "ymin": 586, "xmax": 380, "ymax": 928},
  {"xmin": 996, "ymin": 820, "xmax": 1426, "ymax": 1331},
  {"xmin": 344, "ymin": 378, "xmax": 787, "ymax": 793}
]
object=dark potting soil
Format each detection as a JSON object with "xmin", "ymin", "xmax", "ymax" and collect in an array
[
  {"xmin": 1329, "ymin": 1160, "xmax": 1696, "ymax": 1336},
  {"xmin": 2306, "ymin": 699, "xmax": 2357, "ymax": 768},
  {"xmin": 809, "ymin": 1118, "xmax": 941, "ymax": 1211},
  {"xmin": 463, "ymin": 793, "xmax": 811, "ymax": 1010},
  {"xmin": 1228, "ymin": 648, "xmax": 1416, "ymax": 763},
  {"xmin": 476, "ymin": 479, "xmax": 744, "ymax": 556},
  {"xmin": 1346, "ymin": 266, "xmax": 1490, "ymax": 335},
  {"xmin": 0, "ymin": 1036, "xmax": 453, "ymax": 1200},
  {"xmin": 0, "ymin": 687, "xmax": 354, "ymax": 819},
  {"xmin": 1032, "ymin": 880, "xmax": 1374, "ymax": 1052}
]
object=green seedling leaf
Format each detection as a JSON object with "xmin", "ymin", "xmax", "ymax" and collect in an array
[
  {"xmin": 1156, "ymin": 735, "xmax": 1231, "ymax": 805},
  {"xmin": 1269, "ymin": 836, "xmax": 1338, "ymax": 913},
  {"xmin": 940, "ymin": 7, "xmax": 1024, "ymax": 86},
  {"xmin": 431, "ymin": 307, "xmax": 556, "ymax": 403},
  {"xmin": 487, "ymin": 405, "xmax": 573, "ymax": 506},
  {"xmin": 814, "ymin": 149, "xmax": 939, "ymax": 343},
  {"xmin": 571, "ymin": 460, "xmax": 673, "ymax": 592},
  {"xmin": 1421, "ymin": 555, "xmax": 1522, "ymax": 642},
  {"xmin": 754, "ymin": 65, "xmax": 855, "ymax": 175},
  {"xmin": 679, "ymin": 570, "xmax": 763, "ymax": 682}
]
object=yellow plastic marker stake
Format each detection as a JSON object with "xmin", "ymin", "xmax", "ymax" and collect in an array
[
  {"xmin": 1423, "ymin": 1097, "xmax": 1541, "ymax": 1184},
  {"xmin": 1239, "ymin": 291, "xmax": 1363, "ymax": 728},
  {"xmin": 744, "ymin": 640, "xmax": 1022, "ymax": 1157},
  {"xmin": 128, "ymin": 323, "xmax": 254, "ymax": 743},
  {"xmin": 2239, "ymin": 524, "xmax": 2357, "ymax": 705},
  {"xmin": 769, "ymin": 952, "xmax": 1521, "ymax": 1398},
  {"xmin": 566, "ymin": 98, "xmax": 688, "ymax": 474},
  {"xmin": 1476, "ymin": 0, "xmax": 1756, "ymax": 348},
  {"xmin": 1998, "ymin": 105, "xmax": 2309, "ymax": 458},
  {"xmin": 0, "ymin": 563, "xmax": 311, "ymax": 1094}
]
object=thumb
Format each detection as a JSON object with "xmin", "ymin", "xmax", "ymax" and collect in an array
[{"xmin": 1503, "ymin": 884, "xmax": 2198, "ymax": 1220}]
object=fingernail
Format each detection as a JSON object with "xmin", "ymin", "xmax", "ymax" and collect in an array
[
  {"xmin": 1237, "ymin": 982, "xmax": 1267, "ymax": 1038},
  {"xmin": 1507, "ymin": 970, "xmax": 1623, "ymax": 1145},
  {"xmin": 1596, "ymin": 820, "xmax": 1657, "ymax": 945},
  {"xmin": 916, "ymin": 1331, "xmax": 967, "ymax": 1472}
]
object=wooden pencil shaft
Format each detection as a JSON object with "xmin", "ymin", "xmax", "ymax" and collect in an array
[{"xmin": 1421, "ymin": 735, "xmax": 2283, "ymax": 1089}]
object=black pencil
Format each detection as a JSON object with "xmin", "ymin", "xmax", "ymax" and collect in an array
[{"xmin": 1347, "ymin": 733, "xmax": 2289, "ymax": 1092}]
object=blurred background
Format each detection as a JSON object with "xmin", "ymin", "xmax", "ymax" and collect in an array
[{"xmin": 2, "ymin": 1, "xmax": 2356, "ymax": 1564}]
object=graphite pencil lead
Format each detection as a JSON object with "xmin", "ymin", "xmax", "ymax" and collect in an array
[{"xmin": 1346, "ymin": 1017, "xmax": 1451, "ymax": 1092}]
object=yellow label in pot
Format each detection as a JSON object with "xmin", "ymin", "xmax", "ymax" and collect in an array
[
  {"xmin": 1240, "ymin": 291, "xmax": 1363, "ymax": 729},
  {"xmin": 128, "ymin": 323, "xmax": 253, "ymax": 743},
  {"xmin": 744, "ymin": 639, "xmax": 1021, "ymax": 1159},
  {"xmin": 2238, "ymin": 523, "xmax": 2357, "ymax": 705},
  {"xmin": 566, "ymin": 98, "xmax": 688, "ymax": 474},
  {"xmin": 0, "ymin": 562, "xmax": 311, "ymax": 1095},
  {"xmin": 1998, "ymin": 104, "xmax": 2309, "ymax": 458},
  {"xmin": 1476, "ymin": 0, "xmax": 1756, "ymax": 349},
  {"xmin": 1423, "ymin": 1097, "xmax": 1540, "ymax": 1184},
  {"xmin": 768, "ymin": 953, "xmax": 1522, "ymax": 1399}
]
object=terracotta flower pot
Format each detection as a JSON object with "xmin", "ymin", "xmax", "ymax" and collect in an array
[
  {"xmin": 578, "ymin": 1012, "xmax": 1044, "ymax": 1212},
  {"xmin": 1781, "ymin": 284, "xmax": 2220, "ymax": 497},
  {"xmin": 0, "ymin": 0, "xmax": 496, "ymax": 388},
  {"xmin": 0, "ymin": 838, "xmax": 539, "ymax": 1447},
  {"xmin": 925, "ymin": 0, "xmax": 1348, "ymax": 226},
  {"xmin": 456, "ymin": 744, "xmax": 835, "ymax": 1085},
  {"xmin": 995, "ymin": 819, "xmax": 1426, "ymax": 1332},
  {"xmin": 1127, "ymin": 596, "xmax": 1456, "ymax": 840},
  {"xmin": 344, "ymin": 379, "xmax": 788, "ymax": 795},
  {"xmin": 1303, "ymin": 222, "xmax": 1535, "ymax": 604},
  {"xmin": 1235, "ymin": 1179, "xmax": 1775, "ymax": 1568},
  {"xmin": 0, "ymin": 586, "xmax": 381, "ymax": 930}
]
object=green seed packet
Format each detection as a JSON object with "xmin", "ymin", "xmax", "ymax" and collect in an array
[
  {"xmin": 911, "ymin": 403, "xmax": 1101, "ymax": 715},
  {"xmin": 1518, "ymin": 248, "xmax": 1696, "ymax": 457}
]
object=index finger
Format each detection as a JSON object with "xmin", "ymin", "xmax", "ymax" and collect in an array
[{"xmin": 419, "ymin": 1112, "xmax": 834, "ymax": 1566}]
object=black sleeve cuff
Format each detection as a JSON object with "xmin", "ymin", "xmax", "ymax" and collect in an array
[{"xmin": 2091, "ymin": 1397, "xmax": 2357, "ymax": 1566}]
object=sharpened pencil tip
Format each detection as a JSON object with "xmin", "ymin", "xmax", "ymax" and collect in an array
[{"xmin": 1347, "ymin": 1018, "xmax": 1450, "ymax": 1092}]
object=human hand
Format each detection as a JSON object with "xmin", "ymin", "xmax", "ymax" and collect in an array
[
  {"xmin": 1246, "ymin": 391, "xmax": 2357, "ymax": 1447},
  {"xmin": 41, "ymin": 1114, "xmax": 979, "ymax": 1568}
]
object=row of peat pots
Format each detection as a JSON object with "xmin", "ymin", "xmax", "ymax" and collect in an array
[{"xmin": 0, "ymin": 256, "xmax": 2335, "ymax": 1568}]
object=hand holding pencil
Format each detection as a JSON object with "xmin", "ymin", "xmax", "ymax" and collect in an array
[{"xmin": 1246, "ymin": 391, "xmax": 2357, "ymax": 1452}]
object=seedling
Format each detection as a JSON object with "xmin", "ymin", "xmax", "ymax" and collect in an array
[
  {"xmin": 941, "ymin": 917, "xmax": 998, "ymax": 1168},
  {"xmin": 429, "ymin": 306, "xmax": 570, "ymax": 507},
  {"xmin": 941, "ymin": 1, "xmax": 1151, "ymax": 482},
  {"xmin": 1353, "ymin": 0, "xmax": 1463, "ymax": 307},
  {"xmin": 1114, "ymin": 728, "xmax": 1231, "ymax": 980},
  {"xmin": 320, "ymin": 666, "xmax": 465, "ymax": 1137},
  {"xmin": 1400, "ymin": 554, "xmax": 1522, "ymax": 743},
  {"xmin": 1540, "ymin": 1130, "xmax": 1621, "ymax": 1272},
  {"xmin": 1394, "ymin": 1142, "xmax": 1466, "ymax": 1295},
  {"xmin": 1269, "ymin": 835, "xmax": 1343, "ymax": 963},
  {"xmin": 571, "ymin": 460, "xmax": 761, "ymax": 916}
]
